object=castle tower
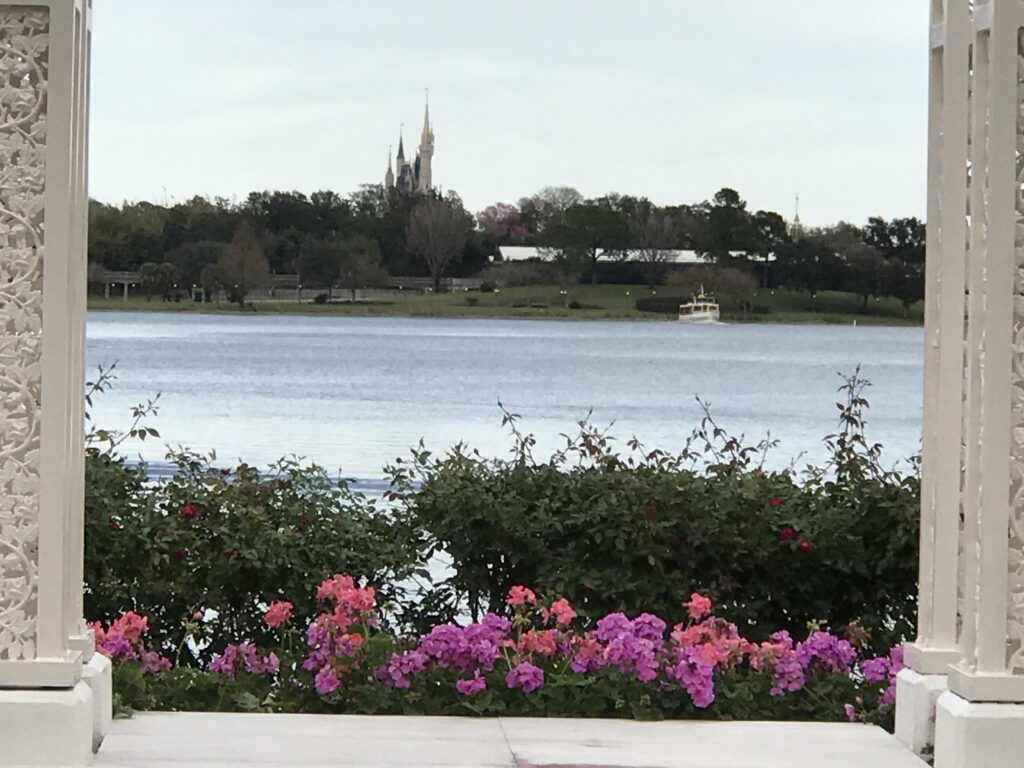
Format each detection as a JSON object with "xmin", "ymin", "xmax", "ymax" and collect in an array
[
  {"xmin": 395, "ymin": 130, "xmax": 412, "ymax": 189},
  {"xmin": 384, "ymin": 145, "xmax": 394, "ymax": 188},
  {"xmin": 417, "ymin": 93, "xmax": 434, "ymax": 193}
]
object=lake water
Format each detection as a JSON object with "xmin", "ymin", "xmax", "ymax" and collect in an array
[{"xmin": 85, "ymin": 312, "xmax": 925, "ymax": 487}]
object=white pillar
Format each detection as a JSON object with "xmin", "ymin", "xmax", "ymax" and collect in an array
[
  {"xmin": 897, "ymin": 0, "xmax": 971, "ymax": 755},
  {"xmin": 0, "ymin": 2, "xmax": 97, "ymax": 764},
  {"xmin": 932, "ymin": 2, "xmax": 1024, "ymax": 766}
]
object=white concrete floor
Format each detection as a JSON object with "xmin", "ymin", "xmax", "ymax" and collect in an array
[{"xmin": 93, "ymin": 713, "xmax": 927, "ymax": 767}]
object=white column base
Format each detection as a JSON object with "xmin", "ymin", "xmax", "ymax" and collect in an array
[
  {"xmin": 0, "ymin": 681, "xmax": 94, "ymax": 766},
  {"xmin": 81, "ymin": 652, "xmax": 112, "ymax": 752},
  {"xmin": 934, "ymin": 690, "xmax": 1024, "ymax": 768},
  {"xmin": 895, "ymin": 667, "xmax": 947, "ymax": 754}
]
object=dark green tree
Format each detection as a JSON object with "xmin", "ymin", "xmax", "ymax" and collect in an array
[
  {"xmin": 164, "ymin": 241, "xmax": 224, "ymax": 288},
  {"xmin": 864, "ymin": 217, "xmax": 926, "ymax": 315},
  {"xmin": 546, "ymin": 201, "xmax": 630, "ymax": 284}
]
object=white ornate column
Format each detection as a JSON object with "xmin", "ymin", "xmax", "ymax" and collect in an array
[
  {"xmin": 933, "ymin": 2, "xmax": 1024, "ymax": 766},
  {"xmin": 896, "ymin": 0, "xmax": 971, "ymax": 755},
  {"xmin": 0, "ymin": 2, "xmax": 97, "ymax": 765}
]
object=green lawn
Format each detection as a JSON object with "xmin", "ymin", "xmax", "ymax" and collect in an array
[{"xmin": 87, "ymin": 285, "xmax": 923, "ymax": 325}]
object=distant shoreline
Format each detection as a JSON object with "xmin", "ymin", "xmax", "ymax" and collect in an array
[
  {"xmin": 86, "ymin": 299, "xmax": 922, "ymax": 327},
  {"xmin": 87, "ymin": 283, "xmax": 923, "ymax": 327}
]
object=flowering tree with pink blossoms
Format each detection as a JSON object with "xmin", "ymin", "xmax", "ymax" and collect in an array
[{"xmin": 477, "ymin": 202, "xmax": 529, "ymax": 243}]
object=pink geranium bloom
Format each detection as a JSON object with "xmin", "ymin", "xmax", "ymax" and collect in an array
[
  {"xmin": 685, "ymin": 593, "xmax": 712, "ymax": 621},
  {"xmin": 110, "ymin": 611, "xmax": 148, "ymax": 643},
  {"xmin": 264, "ymin": 600, "xmax": 293, "ymax": 629},
  {"xmin": 542, "ymin": 598, "xmax": 577, "ymax": 627},
  {"xmin": 507, "ymin": 585, "xmax": 536, "ymax": 607},
  {"xmin": 518, "ymin": 629, "xmax": 558, "ymax": 657}
]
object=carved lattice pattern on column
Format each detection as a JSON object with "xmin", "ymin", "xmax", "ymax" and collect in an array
[
  {"xmin": 1007, "ymin": 25, "xmax": 1024, "ymax": 674},
  {"xmin": 959, "ymin": 40, "xmax": 975, "ymax": 637},
  {"xmin": 0, "ymin": 7, "xmax": 48, "ymax": 662}
]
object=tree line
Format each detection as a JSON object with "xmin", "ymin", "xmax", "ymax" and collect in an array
[{"xmin": 89, "ymin": 184, "xmax": 924, "ymax": 312}]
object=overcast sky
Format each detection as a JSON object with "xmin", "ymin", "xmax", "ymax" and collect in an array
[{"xmin": 89, "ymin": 1, "xmax": 929, "ymax": 226}]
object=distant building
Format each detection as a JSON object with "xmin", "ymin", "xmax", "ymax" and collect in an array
[
  {"xmin": 385, "ymin": 97, "xmax": 434, "ymax": 193},
  {"xmin": 496, "ymin": 247, "xmax": 755, "ymax": 264}
]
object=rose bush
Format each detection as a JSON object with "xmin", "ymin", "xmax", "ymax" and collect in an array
[
  {"xmin": 97, "ymin": 578, "xmax": 904, "ymax": 728},
  {"xmin": 85, "ymin": 368, "xmax": 918, "ymax": 666},
  {"xmin": 85, "ymin": 449, "xmax": 425, "ymax": 659},
  {"xmin": 386, "ymin": 373, "xmax": 918, "ymax": 652}
]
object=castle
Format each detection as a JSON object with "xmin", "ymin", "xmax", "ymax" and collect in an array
[{"xmin": 385, "ymin": 99, "xmax": 434, "ymax": 193}]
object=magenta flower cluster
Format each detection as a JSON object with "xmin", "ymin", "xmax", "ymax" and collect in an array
[
  {"xmin": 89, "ymin": 611, "xmax": 170, "ymax": 675},
  {"xmin": 208, "ymin": 643, "xmax": 280, "ymax": 678},
  {"xmin": 92, "ymin": 577, "xmax": 904, "ymax": 727}
]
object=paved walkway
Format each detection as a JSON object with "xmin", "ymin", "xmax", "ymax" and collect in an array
[{"xmin": 93, "ymin": 713, "xmax": 926, "ymax": 767}]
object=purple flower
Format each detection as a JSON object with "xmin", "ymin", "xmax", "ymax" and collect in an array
[
  {"xmin": 796, "ymin": 631, "xmax": 856, "ymax": 676},
  {"xmin": 766, "ymin": 631, "xmax": 806, "ymax": 696},
  {"xmin": 208, "ymin": 644, "xmax": 278, "ymax": 678},
  {"xmin": 595, "ymin": 613, "xmax": 632, "ymax": 643},
  {"xmin": 666, "ymin": 646, "xmax": 715, "ymax": 708},
  {"xmin": 99, "ymin": 634, "xmax": 136, "ymax": 661},
  {"xmin": 315, "ymin": 665, "xmax": 340, "ymax": 695},
  {"xmin": 208, "ymin": 646, "xmax": 238, "ymax": 677},
  {"xmin": 139, "ymin": 650, "xmax": 171, "ymax": 675},
  {"xmin": 845, "ymin": 703, "xmax": 858, "ymax": 722},
  {"xmin": 506, "ymin": 662, "xmax": 545, "ymax": 693},
  {"xmin": 632, "ymin": 613, "xmax": 667, "ymax": 643},
  {"xmin": 385, "ymin": 650, "xmax": 427, "ymax": 689},
  {"xmin": 455, "ymin": 672, "xmax": 486, "ymax": 696},
  {"xmin": 861, "ymin": 657, "xmax": 889, "ymax": 683}
]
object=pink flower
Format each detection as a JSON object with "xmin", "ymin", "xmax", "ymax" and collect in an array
[
  {"xmin": 685, "ymin": 593, "xmax": 712, "ymax": 621},
  {"xmin": 845, "ymin": 703, "xmax": 858, "ymax": 722},
  {"xmin": 518, "ymin": 629, "xmax": 558, "ymax": 657},
  {"xmin": 797, "ymin": 540, "xmax": 813, "ymax": 553},
  {"xmin": 778, "ymin": 526, "xmax": 797, "ymax": 542},
  {"xmin": 541, "ymin": 598, "xmax": 576, "ymax": 627},
  {"xmin": 507, "ymin": 585, "xmax": 536, "ymax": 608},
  {"xmin": 180, "ymin": 504, "xmax": 197, "ymax": 520},
  {"xmin": 768, "ymin": 497, "xmax": 781, "ymax": 508},
  {"xmin": 264, "ymin": 600, "xmax": 293, "ymax": 629},
  {"xmin": 110, "ymin": 611, "xmax": 148, "ymax": 643}
]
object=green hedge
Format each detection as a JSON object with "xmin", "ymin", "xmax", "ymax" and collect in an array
[{"xmin": 84, "ymin": 371, "xmax": 919, "ymax": 659}]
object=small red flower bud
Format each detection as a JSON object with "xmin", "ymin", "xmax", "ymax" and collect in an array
[
  {"xmin": 180, "ymin": 504, "xmax": 197, "ymax": 520},
  {"xmin": 768, "ymin": 497, "xmax": 781, "ymax": 508},
  {"xmin": 223, "ymin": 550, "xmax": 236, "ymax": 560},
  {"xmin": 797, "ymin": 539, "xmax": 813, "ymax": 553},
  {"xmin": 108, "ymin": 521, "xmax": 120, "ymax": 532},
  {"xmin": 172, "ymin": 549, "xmax": 186, "ymax": 561},
  {"xmin": 778, "ymin": 526, "xmax": 797, "ymax": 542}
]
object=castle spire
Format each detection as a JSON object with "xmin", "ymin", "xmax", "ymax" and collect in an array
[
  {"xmin": 422, "ymin": 88, "xmax": 432, "ymax": 138},
  {"xmin": 397, "ymin": 127, "xmax": 405, "ymax": 160},
  {"xmin": 385, "ymin": 145, "xmax": 395, "ymax": 188}
]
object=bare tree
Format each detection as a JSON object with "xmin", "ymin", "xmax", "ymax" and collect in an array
[
  {"xmin": 630, "ymin": 209, "xmax": 678, "ymax": 288},
  {"xmin": 338, "ymin": 236, "xmax": 388, "ymax": 301},
  {"xmin": 406, "ymin": 197, "xmax": 472, "ymax": 292},
  {"xmin": 220, "ymin": 222, "xmax": 270, "ymax": 305},
  {"xmin": 669, "ymin": 266, "xmax": 757, "ymax": 306}
]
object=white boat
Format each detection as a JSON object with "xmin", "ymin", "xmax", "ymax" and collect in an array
[{"xmin": 678, "ymin": 292, "xmax": 721, "ymax": 324}]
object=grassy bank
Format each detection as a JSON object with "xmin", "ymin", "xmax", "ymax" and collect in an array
[{"xmin": 88, "ymin": 285, "xmax": 923, "ymax": 325}]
